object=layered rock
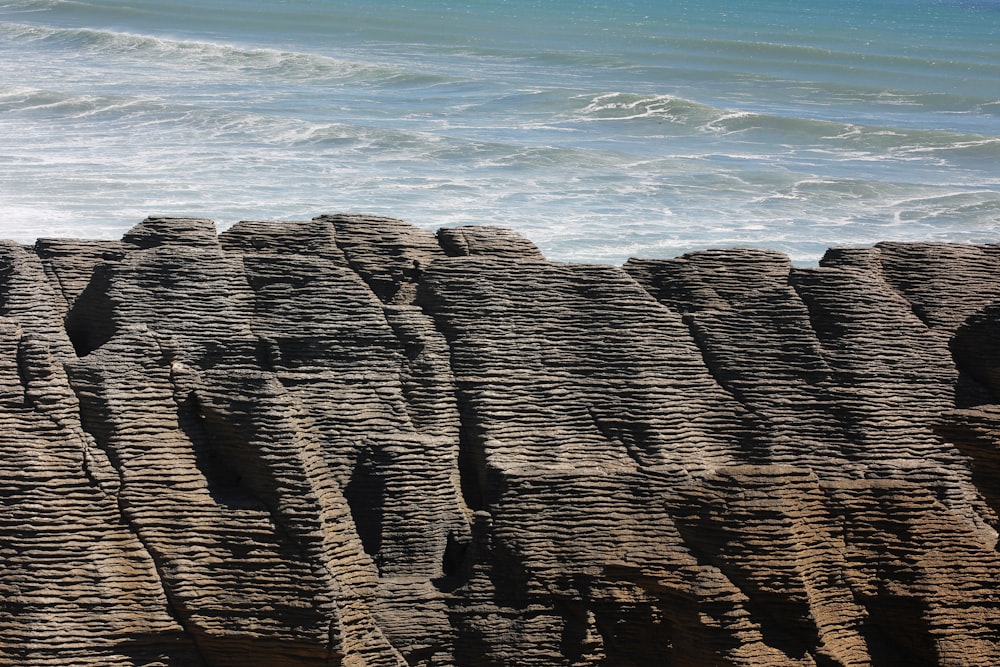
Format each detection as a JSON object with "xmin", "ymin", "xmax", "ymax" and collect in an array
[
  {"xmin": 0, "ymin": 242, "xmax": 199, "ymax": 666},
  {"xmin": 1, "ymin": 215, "xmax": 998, "ymax": 666}
]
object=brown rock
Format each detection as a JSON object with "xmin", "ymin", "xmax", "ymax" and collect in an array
[
  {"xmin": 437, "ymin": 226, "xmax": 544, "ymax": 261},
  {"xmin": 0, "ymin": 216, "xmax": 998, "ymax": 666}
]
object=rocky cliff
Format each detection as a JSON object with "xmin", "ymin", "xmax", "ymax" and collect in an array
[{"xmin": 2, "ymin": 215, "xmax": 999, "ymax": 666}]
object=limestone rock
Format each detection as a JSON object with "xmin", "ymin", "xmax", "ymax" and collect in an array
[
  {"xmin": 34, "ymin": 237, "xmax": 124, "ymax": 315},
  {"xmin": 437, "ymin": 226, "xmax": 544, "ymax": 261},
  {"xmin": 0, "ymin": 243, "xmax": 198, "ymax": 665},
  {"xmin": 0, "ymin": 216, "xmax": 997, "ymax": 666},
  {"xmin": 316, "ymin": 214, "xmax": 444, "ymax": 305}
]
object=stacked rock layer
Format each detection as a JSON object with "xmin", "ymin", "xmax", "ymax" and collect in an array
[{"xmin": 1, "ymin": 215, "xmax": 998, "ymax": 666}]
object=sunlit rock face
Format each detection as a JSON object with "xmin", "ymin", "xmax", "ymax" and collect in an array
[{"xmin": 2, "ymin": 214, "xmax": 999, "ymax": 666}]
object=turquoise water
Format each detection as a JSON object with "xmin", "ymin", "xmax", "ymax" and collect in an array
[{"xmin": 1, "ymin": 0, "xmax": 998, "ymax": 263}]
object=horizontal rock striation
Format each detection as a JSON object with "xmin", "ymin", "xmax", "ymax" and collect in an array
[{"xmin": 1, "ymin": 215, "xmax": 998, "ymax": 666}]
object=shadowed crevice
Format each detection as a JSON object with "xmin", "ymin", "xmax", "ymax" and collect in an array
[
  {"xmin": 860, "ymin": 595, "xmax": 940, "ymax": 667},
  {"xmin": 177, "ymin": 389, "xmax": 269, "ymax": 511},
  {"xmin": 344, "ymin": 454, "xmax": 387, "ymax": 566},
  {"xmin": 65, "ymin": 262, "xmax": 117, "ymax": 357}
]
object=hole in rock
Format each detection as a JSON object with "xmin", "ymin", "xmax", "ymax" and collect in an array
[
  {"xmin": 441, "ymin": 531, "xmax": 469, "ymax": 577},
  {"xmin": 457, "ymin": 427, "xmax": 487, "ymax": 511},
  {"xmin": 64, "ymin": 266, "xmax": 116, "ymax": 357},
  {"xmin": 344, "ymin": 460, "xmax": 385, "ymax": 562},
  {"xmin": 861, "ymin": 595, "xmax": 939, "ymax": 667}
]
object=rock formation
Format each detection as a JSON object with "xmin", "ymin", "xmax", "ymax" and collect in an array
[{"xmin": 1, "ymin": 214, "xmax": 998, "ymax": 666}]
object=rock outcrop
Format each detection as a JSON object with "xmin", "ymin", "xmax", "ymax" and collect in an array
[{"xmin": 1, "ymin": 215, "xmax": 998, "ymax": 666}]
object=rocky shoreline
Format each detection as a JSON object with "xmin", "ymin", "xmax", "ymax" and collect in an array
[{"xmin": 2, "ymin": 214, "xmax": 999, "ymax": 666}]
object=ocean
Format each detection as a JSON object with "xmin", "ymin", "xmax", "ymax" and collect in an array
[{"xmin": 1, "ymin": 0, "xmax": 998, "ymax": 264}]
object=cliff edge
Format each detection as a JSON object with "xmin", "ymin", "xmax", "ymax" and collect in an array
[{"xmin": 2, "ymin": 215, "xmax": 999, "ymax": 666}]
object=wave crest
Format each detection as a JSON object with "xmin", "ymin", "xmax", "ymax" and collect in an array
[
  {"xmin": 572, "ymin": 92, "xmax": 720, "ymax": 124},
  {"xmin": 0, "ymin": 21, "xmax": 451, "ymax": 85}
]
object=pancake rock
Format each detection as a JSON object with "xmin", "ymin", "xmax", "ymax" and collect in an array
[{"xmin": 1, "ymin": 215, "xmax": 998, "ymax": 666}]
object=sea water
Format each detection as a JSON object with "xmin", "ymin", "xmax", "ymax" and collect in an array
[{"xmin": 1, "ymin": 0, "xmax": 998, "ymax": 263}]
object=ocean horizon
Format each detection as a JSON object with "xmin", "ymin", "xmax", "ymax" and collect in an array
[{"xmin": 1, "ymin": 0, "xmax": 998, "ymax": 264}]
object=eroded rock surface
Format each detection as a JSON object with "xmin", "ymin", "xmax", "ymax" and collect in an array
[{"xmin": 2, "ymin": 216, "xmax": 999, "ymax": 666}]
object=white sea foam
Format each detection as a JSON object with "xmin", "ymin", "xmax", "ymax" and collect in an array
[
  {"xmin": 0, "ymin": 20, "xmax": 428, "ymax": 85},
  {"xmin": 1, "ymin": 0, "xmax": 997, "ymax": 263}
]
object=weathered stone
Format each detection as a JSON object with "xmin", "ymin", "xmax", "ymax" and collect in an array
[
  {"xmin": 0, "ymin": 245, "xmax": 198, "ymax": 665},
  {"xmin": 317, "ymin": 214, "xmax": 444, "ymax": 305},
  {"xmin": 0, "ymin": 216, "xmax": 998, "ymax": 666},
  {"xmin": 437, "ymin": 226, "xmax": 544, "ymax": 261},
  {"xmin": 34, "ymin": 237, "xmax": 124, "ymax": 314}
]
